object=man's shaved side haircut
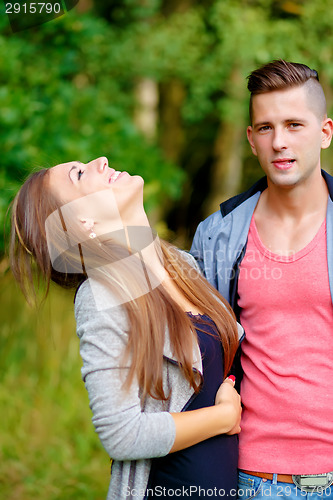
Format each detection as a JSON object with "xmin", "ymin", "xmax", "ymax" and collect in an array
[{"xmin": 247, "ymin": 59, "xmax": 327, "ymax": 123}]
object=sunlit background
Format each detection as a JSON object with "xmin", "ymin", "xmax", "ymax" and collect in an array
[{"xmin": 1, "ymin": 0, "xmax": 333, "ymax": 498}]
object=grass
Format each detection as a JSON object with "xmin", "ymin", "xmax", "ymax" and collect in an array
[{"xmin": 0, "ymin": 269, "xmax": 110, "ymax": 500}]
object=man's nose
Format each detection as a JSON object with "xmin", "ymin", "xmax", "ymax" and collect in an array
[{"xmin": 272, "ymin": 129, "xmax": 287, "ymax": 151}]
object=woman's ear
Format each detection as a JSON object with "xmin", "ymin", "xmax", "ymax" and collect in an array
[
  {"xmin": 80, "ymin": 217, "xmax": 94, "ymax": 231},
  {"xmin": 79, "ymin": 217, "xmax": 96, "ymax": 238}
]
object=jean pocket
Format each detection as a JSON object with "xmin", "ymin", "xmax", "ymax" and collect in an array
[{"xmin": 238, "ymin": 471, "xmax": 263, "ymax": 500}]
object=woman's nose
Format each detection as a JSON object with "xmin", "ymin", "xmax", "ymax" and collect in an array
[{"xmin": 90, "ymin": 157, "xmax": 109, "ymax": 173}]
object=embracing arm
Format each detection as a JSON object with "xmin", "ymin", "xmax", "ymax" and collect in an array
[{"xmin": 170, "ymin": 377, "xmax": 241, "ymax": 453}]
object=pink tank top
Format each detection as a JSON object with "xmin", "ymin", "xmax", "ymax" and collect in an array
[{"xmin": 238, "ymin": 216, "xmax": 333, "ymax": 474}]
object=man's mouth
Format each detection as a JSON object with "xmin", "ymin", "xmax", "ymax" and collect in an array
[{"xmin": 272, "ymin": 158, "xmax": 296, "ymax": 170}]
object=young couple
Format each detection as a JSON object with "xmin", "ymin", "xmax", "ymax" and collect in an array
[{"xmin": 11, "ymin": 60, "xmax": 333, "ymax": 499}]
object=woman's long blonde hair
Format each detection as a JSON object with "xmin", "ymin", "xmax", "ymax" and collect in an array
[{"xmin": 11, "ymin": 169, "xmax": 239, "ymax": 400}]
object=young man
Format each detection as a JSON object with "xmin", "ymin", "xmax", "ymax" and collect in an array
[{"xmin": 190, "ymin": 60, "xmax": 333, "ymax": 499}]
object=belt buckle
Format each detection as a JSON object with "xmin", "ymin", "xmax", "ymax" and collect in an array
[{"xmin": 292, "ymin": 473, "xmax": 333, "ymax": 492}]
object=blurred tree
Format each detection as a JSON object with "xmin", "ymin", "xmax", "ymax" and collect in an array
[{"xmin": 0, "ymin": 7, "xmax": 184, "ymax": 255}]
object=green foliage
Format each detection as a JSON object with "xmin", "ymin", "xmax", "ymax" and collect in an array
[
  {"xmin": 0, "ymin": 10, "xmax": 184, "ymax": 255},
  {"xmin": 0, "ymin": 272, "xmax": 108, "ymax": 499},
  {"xmin": 2, "ymin": 0, "xmax": 333, "ymax": 253},
  {"xmin": 93, "ymin": 0, "xmax": 162, "ymax": 26}
]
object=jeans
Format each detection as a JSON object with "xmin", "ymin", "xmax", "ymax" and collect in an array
[{"xmin": 238, "ymin": 471, "xmax": 333, "ymax": 500}]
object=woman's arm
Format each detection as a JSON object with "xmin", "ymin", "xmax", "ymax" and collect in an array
[
  {"xmin": 75, "ymin": 280, "xmax": 176, "ymax": 461},
  {"xmin": 169, "ymin": 377, "xmax": 241, "ymax": 452}
]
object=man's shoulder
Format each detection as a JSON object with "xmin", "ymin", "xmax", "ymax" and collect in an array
[
  {"xmin": 220, "ymin": 176, "xmax": 268, "ymax": 217},
  {"xmin": 194, "ymin": 177, "xmax": 267, "ymax": 238},
  {"xmin": 197, "ymin": 209, "xmax": 223, "ymax": 232}
]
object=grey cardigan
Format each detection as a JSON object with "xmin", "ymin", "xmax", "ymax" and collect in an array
[
  {"xmin": 75, "ymin": 278, "xmax": 203, "ymax": 500},
  {"xmin": 75, "ymin": 272, "xmax": 243, "ymax": 500}
]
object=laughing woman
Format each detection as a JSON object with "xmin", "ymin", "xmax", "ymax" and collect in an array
[{"xmin": 10, "ymin": 157, "xmax": 242, "ymax": 500}]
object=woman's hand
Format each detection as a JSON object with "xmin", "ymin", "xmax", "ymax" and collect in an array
[
  {"xmin": 215, "ymin": 377, "xmax": 242, "ymax": 435},
  {"xmin": 169, "ymin": 376, "xmax": 242, "ymax": 453}
]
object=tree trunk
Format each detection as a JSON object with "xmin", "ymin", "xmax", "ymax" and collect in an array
[
  {"xmin": 134, "ymin": 78, "xmax": 159, "ymax": 142},
  {"xmin": 159, "ymin": 79, "xmax": 185, "ymax": 163},
  {"xmin": 205, "ymin": 119, "xmax": 245, "ymax": 216},
  {"xmin": 205, "ymin": 67, "xmax": 247, "ymax": 216}
]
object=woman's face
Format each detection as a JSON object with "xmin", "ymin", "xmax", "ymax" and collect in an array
[
  {"xmin": 48, "ymin": 156, "xmax": 143, "ymax": 204},
  {"xmin": 48, "ymin": 157, "xmax": 145, "ymax": 227}
]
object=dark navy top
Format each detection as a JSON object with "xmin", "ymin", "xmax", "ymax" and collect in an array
[{"xmin": 145, "ymin": 313, "xmax": 238, "ymax": 498}]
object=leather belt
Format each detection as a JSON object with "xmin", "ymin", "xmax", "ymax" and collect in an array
[{"xmin": 240, "ymin": 470, "xmax": 294, "ymax": 484}]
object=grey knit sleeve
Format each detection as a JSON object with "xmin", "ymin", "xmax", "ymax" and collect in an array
[{"xmin": 74, "ymin": 280, "xmax": 176, "ymax": 461}]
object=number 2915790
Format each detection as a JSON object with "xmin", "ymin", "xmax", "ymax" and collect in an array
[{"xmin": 6, "ymin": 3, "xmax": 61, "ymax": 14}]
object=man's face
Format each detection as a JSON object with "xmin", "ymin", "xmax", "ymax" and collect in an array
[{"xmin": 247, "ymin": 85, "xmax": 333, "ymax": 189}]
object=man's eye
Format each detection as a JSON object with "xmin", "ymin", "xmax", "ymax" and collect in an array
[
  {"xmin": 258, "ymin": 126, "xmax": 270, "ymax": 132},
  {"xmin": 78, "ymin": 169, "xmax": 84, "ymax": 180},
  {"xmin": 290, "ymin": 123, "xmax": 301, "ymax": 128}
]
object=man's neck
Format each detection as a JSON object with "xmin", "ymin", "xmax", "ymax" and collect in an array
[
  {"xmin": 254, "ymin": 171, "xmax": 328, "ymax": 255},
  {"xmin": 259, "ymin": 171, "xmax": 328, "ymax": 223}
]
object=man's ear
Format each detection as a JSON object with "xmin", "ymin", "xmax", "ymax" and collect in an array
[
  {"xmin": 321, "ymin": 117, "xmax": 333, "ymax": 150},
  {"xmin": 247, "ymin": 126, "xmax": 257, "ymax": 156}
]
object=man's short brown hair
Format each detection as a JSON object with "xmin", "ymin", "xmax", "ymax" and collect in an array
[{"xmin": 247, "ymin": 59, "xmax": 326, "ymax": 123}]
